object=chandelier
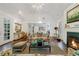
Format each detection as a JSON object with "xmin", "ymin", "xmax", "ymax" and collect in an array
[{"xmin": 32, "ymin": 3, "xmax": 45, "ymax": 10}]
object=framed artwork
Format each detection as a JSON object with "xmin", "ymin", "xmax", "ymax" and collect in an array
[
  {"xmin": 67, "ymin": 5, "xmax": 79, "ymax": 23},
  {"xmin": 15, "ymin": 23, "xmax": 22, "ymax": 32}
]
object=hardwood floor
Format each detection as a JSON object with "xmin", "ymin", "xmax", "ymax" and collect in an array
[
  {"xmin": 13, "ymin": 38, "xmax": 67, "ymax": 56},
  {"xmin": 13, "ymin": 45, "xmax": 66, "ymax": 56}
]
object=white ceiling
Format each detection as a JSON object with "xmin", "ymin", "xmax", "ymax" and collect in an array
[{"xmin": 0, "ymin": 3, "xmax": 73, "ymax": 22}]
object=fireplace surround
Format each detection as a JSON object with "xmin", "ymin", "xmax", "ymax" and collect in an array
[{"xmin": 67, "ymin": 32, "xmax": 79, "ymax": 50}]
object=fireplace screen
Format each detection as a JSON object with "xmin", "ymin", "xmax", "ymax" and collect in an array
[{"xmin": 67, "ymin": 32, "xmax": 79, "ymax": 50}]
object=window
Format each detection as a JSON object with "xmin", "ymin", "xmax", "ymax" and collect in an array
[{"xmin": 4, "ymin": 19, "xmax": 10, "ymax": 40}]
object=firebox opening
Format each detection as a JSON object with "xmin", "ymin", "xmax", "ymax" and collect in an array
[{"xmin": 67, "ymin": 32, "xmax": 79, "ymax": 50}]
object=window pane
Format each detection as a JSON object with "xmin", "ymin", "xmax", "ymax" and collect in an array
[{"xmin": 4, "ymin": 19, "xmax": 10, "ymax": 40}]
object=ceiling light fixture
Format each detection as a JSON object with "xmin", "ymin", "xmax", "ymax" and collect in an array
[
  {"xmin": 18, "ymin": 10, "xmax": 22, "ymax": 15},
  {"xmin": 38, "ymin": 21, "xmax": 42, "ymax": 23}
]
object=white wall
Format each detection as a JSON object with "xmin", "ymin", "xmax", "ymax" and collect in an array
[
  {"xmin": 56, "ymin": 4, "xmax": 79, "ymax": 44},
  {"xmin": 0, "ymin": 12, "xmax": 5, "ymax": 41},
  {"xmin": 56, "ymin": 16, "xmax": 67, "ymax": 44},
  {"xmin": 0, "ymin": 10, "xmax": 21, "ymax": 44}
]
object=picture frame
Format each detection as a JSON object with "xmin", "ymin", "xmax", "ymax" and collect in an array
[
  {"xmin": 67, "ymin": 5, "xmax": 79, "ymax": 23},
  {"xmin": 15, "ymin": 23, "xmax": 22, "ymax": 32}
]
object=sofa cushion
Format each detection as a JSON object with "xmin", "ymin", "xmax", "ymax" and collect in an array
[{"xmin": 13, "ymin": 41, "xmax": 26, "ymax": 47}]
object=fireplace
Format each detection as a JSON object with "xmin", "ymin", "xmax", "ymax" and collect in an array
[{"xmin": 67, "ymin": 32, "xmax": 79, "ymax": 50}]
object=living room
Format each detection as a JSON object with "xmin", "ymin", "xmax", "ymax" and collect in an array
[{"xmin": 0, "ymin": 3, "xmax": 79, "ymax": 56}]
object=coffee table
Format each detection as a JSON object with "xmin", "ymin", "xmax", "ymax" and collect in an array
[{"xmin": 29, "ymin": 45, "xmax": 51, "ymax": 54}]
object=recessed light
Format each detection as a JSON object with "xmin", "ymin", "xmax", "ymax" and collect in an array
[{"xmin": 18, "ymin": 10, "xmax": 22, "ymax": 15}]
